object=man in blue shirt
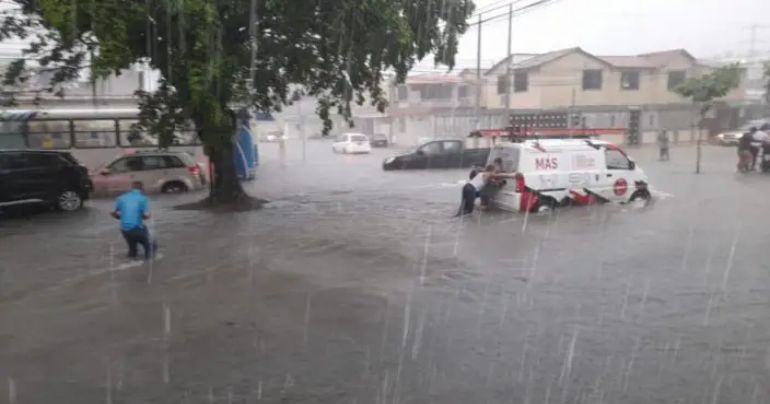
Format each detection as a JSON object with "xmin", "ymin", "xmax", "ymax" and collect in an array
[{"xmin": 111, "ymin": 181, "xmax": 153, "ymax": 260}]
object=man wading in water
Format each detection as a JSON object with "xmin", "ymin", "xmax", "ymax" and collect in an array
[
  {"xmin": 111, "ymin": 181, "xmax": 155, "ymax": 260},
  {"xmin": 460, "ymin": 164, "xmax": 496, "ymax": 215}
]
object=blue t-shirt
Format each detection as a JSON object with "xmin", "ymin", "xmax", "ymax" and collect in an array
[{"xmin": 115, "ymin": 190, "xmax": 149, "ymax": 231}]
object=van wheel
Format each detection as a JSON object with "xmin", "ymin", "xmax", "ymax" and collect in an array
[
  {"xmin": 162, "ymin": 181, "xmax": 189, "ymax": 193},
  {"xmin": 56, "ymin": 190, "xmax": 83, "ymax": 212},
  {"xmin": 630, "ymin": 189, "xmax": 650, "ymax": 202}
]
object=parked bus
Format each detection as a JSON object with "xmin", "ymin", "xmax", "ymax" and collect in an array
[{"xmin": 0, "ymin": 108, "xmax": 207, "ymax": 172}]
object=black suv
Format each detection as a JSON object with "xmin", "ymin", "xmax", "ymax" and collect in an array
[{"xmin": 0, "ymin": 150, "xmax": 93, "ymax": 212}]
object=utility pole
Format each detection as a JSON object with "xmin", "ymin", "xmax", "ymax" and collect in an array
[
  {"xmin": 504, "ymin": 4, "xmax": 513, "ymax": 122},
  {"xmin": 475, "ymin": 14, "xmax": 482, "ymax": 129},
  {"xmin": 746, "ymin": 24, "xmax": 769, "ymax": 59}
]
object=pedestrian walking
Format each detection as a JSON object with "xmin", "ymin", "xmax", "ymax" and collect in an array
[
  {"xmin": 111, "ymin": 181, "xmax": 155, "ymax": 260},
  {"xmin": 657, "ymin": 129, "xmax": 670, "ymax": 161},
  {"xmin": 737, "ymin": 128, "xmax": 755, "ymax": 173}
]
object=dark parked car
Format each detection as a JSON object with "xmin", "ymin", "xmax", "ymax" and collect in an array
[
  {"xmin": 0, "ymin": 150, "xmax": 92, "ymax": 212},
  {"xmin": 382, "ymin": 139, "xmax": 490, "ymax": 170},
  {"xmin": 371, "ymin": 133, "xmax": 389, "ymax": 147}
]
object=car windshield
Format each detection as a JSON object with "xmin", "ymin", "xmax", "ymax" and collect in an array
[{"xmin": 3, "ymin": 1, "xmax": 768, "ymax": 403}]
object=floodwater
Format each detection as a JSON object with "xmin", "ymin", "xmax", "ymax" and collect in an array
[{"xmin": 1, "ymin": 139, "xmax": 769, "ymax": 403}]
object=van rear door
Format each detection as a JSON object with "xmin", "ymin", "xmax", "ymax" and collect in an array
[{"xmin": 597, "ymin": 146, "xmax": 635, "ymax": 202}]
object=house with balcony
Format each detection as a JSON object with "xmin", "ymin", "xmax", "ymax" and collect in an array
[{"xmin": 484, "ymin": 48, "xmax": 749, "ymax": 143}]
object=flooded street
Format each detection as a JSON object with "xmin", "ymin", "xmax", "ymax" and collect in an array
[{"xmin": 2, "ymin": 140, "xmax": 770, "ymax": 403}]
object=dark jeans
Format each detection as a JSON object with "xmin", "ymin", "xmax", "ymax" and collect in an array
[
  {"xmin": 461, "ymin": 183, "xmax": 477, "ymax": 215},
  {"xmin": 750, "ymin": 146, "xmax": 759, "ymax": 170},
  {"xmin": 659, "ymin": 146, "xmax": 669, "ymax": 161},
  {"xmin": 121, "ymin": 227, "xmax": 153, "ymax": 259}
]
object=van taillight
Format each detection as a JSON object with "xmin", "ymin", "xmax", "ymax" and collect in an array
[
  {"xmin": 188, "ymin": 165, "xmax": 201, "ymax": 176},
  {"xmin": 515, "ymin": 173, "xmax": 525, "ymax": 192}
]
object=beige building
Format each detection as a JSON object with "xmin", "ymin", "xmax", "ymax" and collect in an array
[{"xmin": 484, "ymin": 47, "xmax": 746, "ymax": 110}]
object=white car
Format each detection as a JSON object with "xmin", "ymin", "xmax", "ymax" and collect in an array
[
  {"xmin": 333, "ymin": 133, "xmax": 371, "ymax": 154},
  {"xmin": 484, "ymin": 139, "xmax": 650, "ymax": 213}
]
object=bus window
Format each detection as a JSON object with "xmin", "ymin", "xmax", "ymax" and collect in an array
[
  {"xmin": 26, "ymin": 120, "xmax": 72, "ymax": 149},
  {"xmin": 73, "ymin": 119, "xmax": 117, "ymax": 148},
  {"xmin": 119, "ymin": 120, "xmax": 158, "ymax": 147}
]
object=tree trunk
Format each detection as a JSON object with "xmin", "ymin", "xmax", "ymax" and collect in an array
[
  {"xmin": 695, "ymin": 130, "xmax": 702, "ymax": 174},
  {"xmin": 209, "ymin": 142, "xmax": 246, "ymax": 204},
  {"xmin": 695, "ymin": 110, "xmax": 706, "ymax": 174}
]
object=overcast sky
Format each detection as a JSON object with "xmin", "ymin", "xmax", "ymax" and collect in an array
[{"xmin": 420, "ymin": 0, "xmax": 770, "ymax": 72}]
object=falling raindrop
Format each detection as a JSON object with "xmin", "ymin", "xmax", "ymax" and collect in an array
[
  {"xmin": 636, "ymin": 278, "xmax": 650, "ymax": 323},
  {"xmin": 163, "ymin": 304, "xmax": 171, "ymax": 336},
  {"xmin": 558, "ymin": 327, "xmax": 579, "ymax": 387},
  {"xmin": 721, "ymin": 232, "xmax": 738, "ymax": 292},
  {"xmin": 303, "ymin": 293, "xmax": 312, "ymax": 346},
  {"xmin": 419, "ymin": 226, "xmax": 432, "ymax": 286},
  {"xmin": 8, "ymin": 377, "xmax": 16, "ymax": 404}
]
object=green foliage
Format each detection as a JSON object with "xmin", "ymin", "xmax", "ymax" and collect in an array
[
  {"xmin": 1, "ymin": 0, "xmax": 476, "ymax": 144},
  {"xmin": 674, "ymin": 64, "xmax": 742, "ymax": 108}
]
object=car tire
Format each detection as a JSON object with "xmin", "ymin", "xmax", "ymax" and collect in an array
[
  {"xmin": 630, "ymin": 189, "xmax": 651, "ymax": 202},
  {"xmin": 162, "ymin": 181, "xmax": 189, "ymax": 193},
  {"xmin": 55, "ymin": 190, "xmax": 83, "ymax": 212}
]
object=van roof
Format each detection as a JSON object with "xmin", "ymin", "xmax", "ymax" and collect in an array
[{"xmin": 494, "ymin": 139, "xmax": 609, "ymax": 152}]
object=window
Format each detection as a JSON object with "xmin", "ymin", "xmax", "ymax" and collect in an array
[
  {"xmin": 668, "ymin": 70, "xmax": 686, "ymax": 90},
  {"xmin": 163, "ymin": 156, "xmax": 185, "ymax": 168},
  {"xmin": 419, "ymin": 142, "xmax": 442, "ymax": 155},
  {"xmin": 416, "ymin": 84, "xmax": 453, "ymax": 100},
  {"xmin": 119, "ymin": 120, "xmax": 158, "ymax": 147},
  {"xmin": 350, "ymin": 135, "xmax": 368, "ymax": 142},
  {"xmin": 514, "ymin": 71, "xmax": 528, "ymax": 92},
  {"xmin": 26, "ymin": 120, "xmax": 72, "ymax": 149},
  {"xmin": 458, "ymin": 86, "xmax": 468, "ymax": 98},
  {"xmin": 0, "ymin": 153, "xmax": 27, "ymax": 169},
  {"xmin": 73, "ymin": 120, "xmax": 117, "ymax": 148},
  {"xmin": 497, "ymin": 75, "xmax": 509, "ymax": 95},
  {"xmin": 609, "ymin": 115, "xmax": 616, "ymax": 127},
  {"xmin": 605, "ymin": 149, "xmax": 631, "ymax": 170},
  {"xmin": 489, "ymin": 149, "xmax": 519, "ymax": 172},
  {"xmin": 442, "ymin": 141, "xmax": 461, "ymax": 153},
  {"xmin": 24, "ymin": 153, "xmax": 62, "ymax": 168},
  {"xmin": 397, "ymin": 85, "xmax": 408, "ymax": 101},
  {"xmin": 142, "ymin": 156, "xmax": 167, "ymax": 170},
  {"xmin": 110, "ymin": 157, "xmax": 144, "ymax": 173},
  {"xmin": 582, "ymin": 69, "xmax": 603, "ymax": 90},
  {"xmin": 620, "ymin": 71, "xmax": 640, "ymax": 90}
]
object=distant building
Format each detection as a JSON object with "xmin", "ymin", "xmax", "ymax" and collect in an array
[
  {"xmin": 380, "ymin": 48, "xmax": 756, "ymax": 146},
  {"xmin": 484, "ymin": 47, "xmax": 746, "ymax": 110}
]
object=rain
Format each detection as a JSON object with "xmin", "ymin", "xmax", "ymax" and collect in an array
[{"xmin": 1, "ymin": 0, "xmax": 770, "ymax": 402}]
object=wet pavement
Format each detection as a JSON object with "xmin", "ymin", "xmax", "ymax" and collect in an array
[{"xmin": 1, "ymin": 139, "xmax": 770, "ymax": 403}]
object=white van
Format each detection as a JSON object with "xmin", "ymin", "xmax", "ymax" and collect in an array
[
  {"xmin": 333, "ymin": 133, "xmax": 372, "ymax": 154},
  {"xmin": 485, "ymin": 139, "xmax": 650, "ymax": 213}
]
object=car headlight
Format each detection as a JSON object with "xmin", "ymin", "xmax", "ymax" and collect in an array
[{"xmin": 384, "ymin": 157, "xmax": 395, "ymax": 164}]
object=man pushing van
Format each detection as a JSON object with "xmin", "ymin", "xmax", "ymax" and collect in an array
[{"xmin": 459, "ymin": 164, "xmax": 497, "ymax": 215}]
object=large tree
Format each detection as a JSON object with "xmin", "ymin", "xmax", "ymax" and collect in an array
[
  {"xmin": 674, "ymin": 64, "xmax": 742, "ymax": 174},
  {"xmin": 1, "ymin": 0, "xmax": 474, "ymax": 205}
]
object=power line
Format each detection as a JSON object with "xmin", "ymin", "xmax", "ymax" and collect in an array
[
  {"xmin": 470, "ymin": 0, "xmax": 529, "ymax": 18},
  {"xmin": 469, "ymin": 0, "xmax": 564, "ymax": 26}
]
